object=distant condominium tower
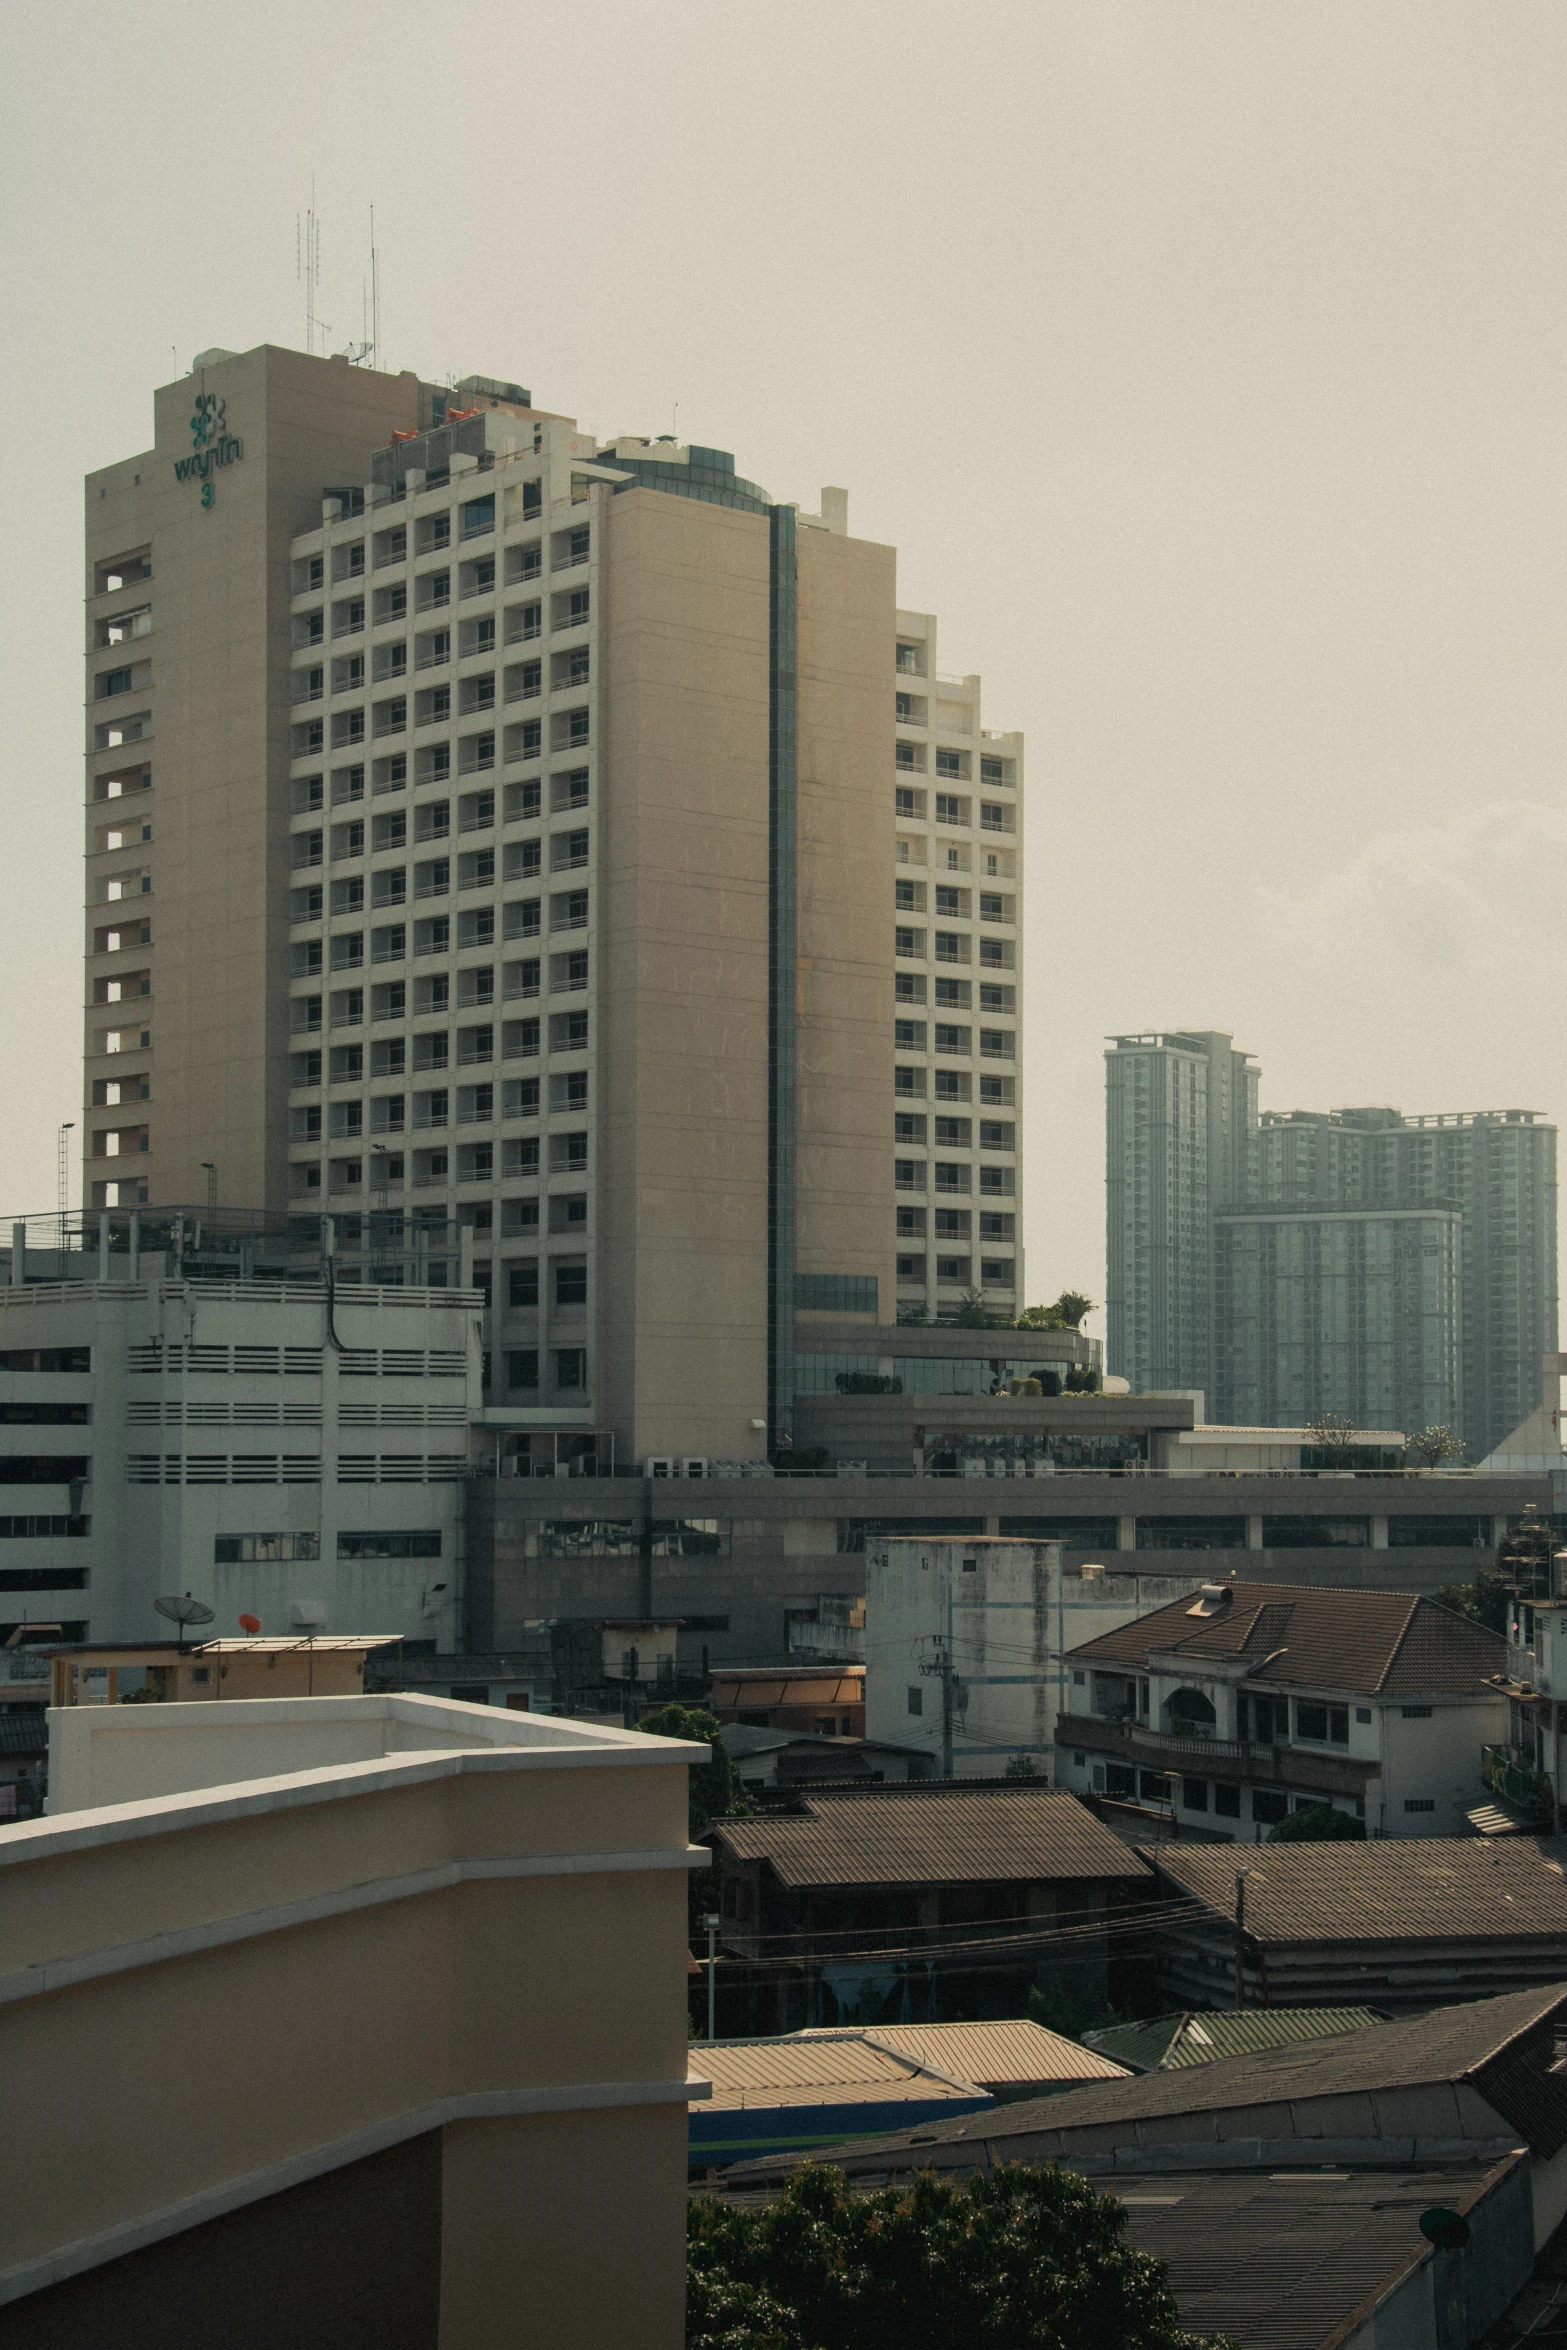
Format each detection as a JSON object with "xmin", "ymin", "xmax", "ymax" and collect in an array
[
  {"xmin": 1217, "ymin": 1106, "xmax": 1557, "ymax": 1458},
  {"xmin": 82, "ymin": 344, "xmax": 1025, "ymax": 1468},
  {"xmin": 1103, "ymin": 1030, "xmax": 1258, "ymax": 1397},
  {"xmin": 1105, "ymin": 1028, "xmax": 1557, "ymax": 1456}
]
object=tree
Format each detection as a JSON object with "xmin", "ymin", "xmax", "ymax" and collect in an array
[
  {"xmin": 1266, "ymin": 1803, "xmax": 1364, "ymax": 1843},
  {"xmin": 687, "ymin": 2161, "xmax": 1237, "ymax": 2350},
  {"xmin": 1064, "ymin": 1365, "xmax": 1101, "ymax": 1394},
  {"xmin": 1015, "ymin": 1290, "xmax": 1096, "ymax": 1332},
  {"xmin": 637, "ymin": 1703, "xmax": 755, "ymax": 1838},
  {"xmin": 1404, "ymin": 1424, "xmax": 1463, "ymax": 1469},
  {"xmin": 1304, "ymin": 1411, "xmax": 1357, "ymax": 1464},
  {"xmin": 952, "ymin": 1288, "xmax": 992, "ymax": 1327},
  {"xmin": 1434, "ymin": 1565, "xmax": 1512, "ymax": 1635},
  {"xmin": 1495, "ymin": 1506, "xmax": 1561, "ymax": 1598}
]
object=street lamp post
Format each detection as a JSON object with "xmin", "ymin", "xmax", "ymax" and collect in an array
[{"xmin": 703, "ymin": 1912, "xmax": 721, "ymax": 2041}]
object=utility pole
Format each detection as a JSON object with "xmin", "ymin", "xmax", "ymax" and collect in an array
[{"xmin": 920, "ymin": 1634, "xmax": 958, "ymax": 1778}]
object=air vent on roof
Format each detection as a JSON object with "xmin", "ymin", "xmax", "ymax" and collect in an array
[{"xmin": 1186, "ymin": 1584, "xmax": 1233, "ymax": 1618}]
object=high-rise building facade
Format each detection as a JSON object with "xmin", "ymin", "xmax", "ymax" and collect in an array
[
  {"xmin": 1227, "ymin": 1106, "xmax": 1557, "ymax": 1457},
  {"xmin": 1104, "ymin": 1030, "xmax": 1258, "ymax": 1396},
  {"xmin": 891, "ymin": 614, "xmax": 1024, "ymax": 1318},
  {"xmin": 1212, "ymin": 1201, "xmax": 1463, "ymax": 1434},
  {"xmin": 83, "ymin": 345, "xmax": 1024, "ymax": 1472},
  {"xmin": 1105, "ymin": 1030, "xmax": 1557, "ymax": 1456}
]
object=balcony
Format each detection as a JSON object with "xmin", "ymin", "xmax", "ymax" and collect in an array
[
  {"xmin": 1055, "ymin": 1711, "xmax": 1376, "ymax": 1799},
  {"xmin": 1481, "ymin": 1743, "xmax": 1555, "ymax": 1825}
]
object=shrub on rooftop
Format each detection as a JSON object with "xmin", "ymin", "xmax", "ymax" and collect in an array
[{"xmin": 1265, "ymin": 1802, "xmax": 1364, "ymax": 1843}]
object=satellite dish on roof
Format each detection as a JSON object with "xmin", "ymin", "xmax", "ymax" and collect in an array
[
  {"xmin": 155, "ymin": 1593, "xmax": 216, "ymax": 1652},
  {"xmin": 238, "ymin": 1614, "xmax": 262, "ymax": 1636}
]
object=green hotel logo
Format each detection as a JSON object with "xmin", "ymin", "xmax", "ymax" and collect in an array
[{"xmin": 174, "ymin": 390, "xmax": 243, "ymax": 489}]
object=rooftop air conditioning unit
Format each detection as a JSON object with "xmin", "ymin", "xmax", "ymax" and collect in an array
[
  {"xmin": 836, "ymin": 1459, "xmax": 868, "ymax": 1476},
  {"xmin": 644, "ymin": 1456, "xmax": 675, "ymax": 1478},
  {"xmin": 681, "ymin": 1457, "xmax": 708, "ymax": 1479}
]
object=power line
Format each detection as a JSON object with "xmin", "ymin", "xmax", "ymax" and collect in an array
[
  {"xmin": 719, "ymin": 1900, "xmax": 1212, "ymax": 1973},
  {"xmin": 712, "ymin": 1891, "xmax": 1189, "ymax": 1949}
]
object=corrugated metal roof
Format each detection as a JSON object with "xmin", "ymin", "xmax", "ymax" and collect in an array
[
  {"xmin": 1084, "ymin": 2006, "xmax": 1384, "ymax": 2073},
  {"xmin": 711, "ymin": 1786, "xmax": 1152, "ymax": 1890},
  {"xmin": 1110, "ymin": 2160, "xmax": 1516, "ymax": 2350},
  {"xmin": 693, "ymin": 2032, "xmax": 981, "ymax": 2110},
  {"xmin": 197, "ymin": 1635, "xmax": 401, "ymax": 1654},
  {"xmin": 865, "ymin": 2019, "xmax": 1129, "ymax": 2086},
  {"xmin": 1066, "ymin": 1580, "xmax": 1503, "ymax": 1696},
  {"xmin": 711, "ymin": 1673, "xmax": 863, "ymax": 1709},
  {"xmin": 1149, "ymin": 1838, "xmax": 1567, "ymax": 1945},
  {"xmin": 0, "ymin": 1711, "xmax": 46, "ymax": 1756},
  {"xmin": 724, "ymin": 1982, "xmax": 1567, "ymax": 2173}
]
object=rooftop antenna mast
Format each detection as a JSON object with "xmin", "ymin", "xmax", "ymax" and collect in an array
[
  {"xmin": 297, "ymin": 182, "xmax": 326, "ymax": 356},
  {"xmin": 343, "ymin": 208, "xmax": 380, "ymax": 367}
]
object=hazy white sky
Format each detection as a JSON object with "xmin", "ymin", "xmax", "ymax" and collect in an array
[{"xmin": 3, "ymin": 0, "xmax": 1563, "ymax": 1338}]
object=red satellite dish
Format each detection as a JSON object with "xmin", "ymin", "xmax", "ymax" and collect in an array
[{"xmin": 238, "ymin": 1613, "xmax": 262, "ymax": 1635}]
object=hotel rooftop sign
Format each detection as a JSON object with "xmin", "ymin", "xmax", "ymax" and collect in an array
[{"xmin": 175, "ymin": 392, "xmax": 243, "ymax": 504}]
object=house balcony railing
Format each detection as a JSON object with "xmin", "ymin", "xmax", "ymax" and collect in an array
[
  {"xmin": 1481, "ymin": 1743, "xmax": 1555, "ymax": 1819},
  {"xmin": 1056, "ymin": 1711, "xmax": 1376, "ymax": 1798}
]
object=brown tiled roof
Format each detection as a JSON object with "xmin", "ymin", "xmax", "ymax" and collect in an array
[
  {"xmin": 1149, "ymin": 1837, "xmax": 1567, "ymax": 1945},
  {"xmin": 710, "ymin": 1786, "xmax": 1151, "ymax": 1890},
  {"xmin": 1065, "ymin": 1580, "xmax": 1503, "ymax": 1696}
]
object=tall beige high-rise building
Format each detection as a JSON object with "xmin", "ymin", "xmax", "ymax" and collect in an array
[
  {"xmin": 83, "ymin": 345, "xmax": 1024, "ymax": 1469},
  {"xmin": 890, "ymin": 617, "xmax": 1024, "ymax": 1319}
]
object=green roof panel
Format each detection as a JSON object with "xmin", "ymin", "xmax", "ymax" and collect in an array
[{"xmin": 1083, "ymin": 2006, "xmax": 1385, "ymax": 2073}]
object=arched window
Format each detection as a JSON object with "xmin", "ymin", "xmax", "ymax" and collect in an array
[{"xmin": 1167, "ymin": 1686, "xmax": 1217, "ymax": 1728}]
